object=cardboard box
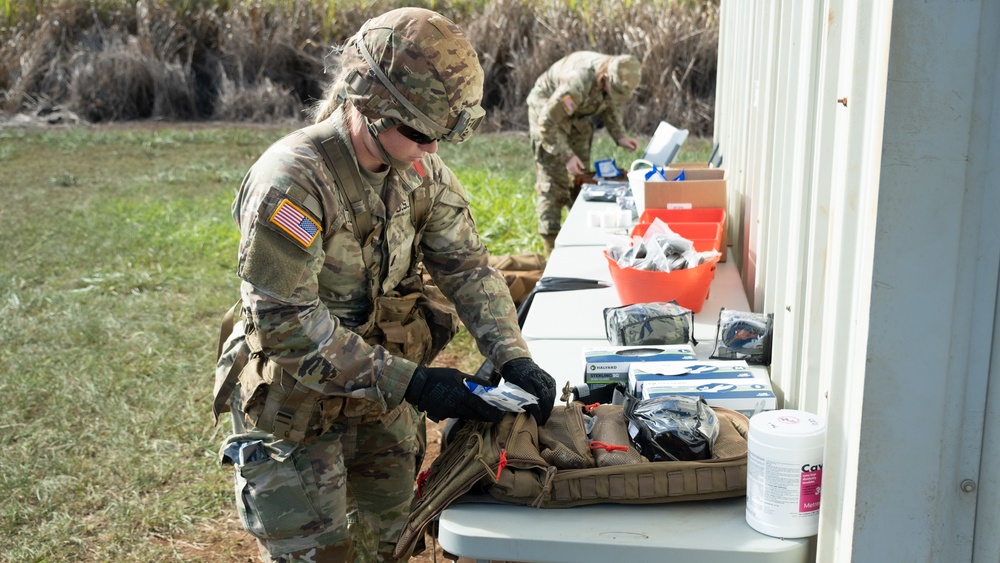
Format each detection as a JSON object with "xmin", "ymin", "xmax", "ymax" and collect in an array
[
  {"xmin": 640, "ymin": 378, "xmax": 777, "ymax": 418},
  {"xmin": 642, "ymin": 168, "xmax": 727, "ymax": 209},
  {"xmin": 666, "ymin": 161, "xmax": 712, "ymax": 169},
  {"xmin": 628, "ymin": 360, "xmax": 753, "ymax": 396},
  {"xmin": 583, "ymin": 345, "xmax": 697, "ymax": 387},
  {"xmin": 640, "ymin": 168, "xmax": 728, "ymax": 260}
]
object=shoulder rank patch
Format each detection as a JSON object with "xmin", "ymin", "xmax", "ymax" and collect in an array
[
  {"xmin": 560, "ymin": 94, "xmax": 577, "ymax": 114},
  {"xmin": 269, "ymin": 198, "xmax": 321, "ymax": 247}
]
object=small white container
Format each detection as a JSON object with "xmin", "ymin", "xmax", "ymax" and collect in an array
[
  {"xmin": 599, "ymin": 209, "xmax": 618, "ymax": 228},
  {"xmin": 745, "ymin": 409, "xmax": 826, "ymax": 538},
  {"xmin": 618, "ymin": 209, "xmax": 632, "ymax": 227},
  {"xmin": 587, "ymin": 210, "xmax": 603, "ymax": 227},
  {"xmin": 627, "ymin": 159, "xmax": 655, "ymax": 216}
]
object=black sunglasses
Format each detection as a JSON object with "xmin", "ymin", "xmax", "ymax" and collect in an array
[{"xmin": 397, "ymin": 124, "xmax": 440, "ymax": 145}]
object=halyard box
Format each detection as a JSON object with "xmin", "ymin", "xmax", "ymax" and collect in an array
[{"xmin": 583, "ymin": 345, "xmax": 697, "ymax": 387}]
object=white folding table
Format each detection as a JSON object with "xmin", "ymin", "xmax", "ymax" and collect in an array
[
  {"xmin": 541, "ymin": 245, "xmax": 613, "ymax": 282},
  {"xmin": 439, "ymin": 499, "xmax": 812, "ymax": 563}
]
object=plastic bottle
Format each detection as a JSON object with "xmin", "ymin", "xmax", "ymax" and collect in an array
[{"xmin": 745, "ymin": 409, "xmax": 826, "ymax": 538}]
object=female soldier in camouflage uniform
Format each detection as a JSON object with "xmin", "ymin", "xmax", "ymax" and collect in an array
[
  {"xmin": 213, "ymin": 8, "xmax": 556, "ymax": 562},
  {"xmin": 527, "ymin": 52, "xmax": 642, "ymax": 253}
]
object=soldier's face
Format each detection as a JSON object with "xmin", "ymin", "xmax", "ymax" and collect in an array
[{"xmin": 379, "ymin": 125, "xmax": 439, "ymax": 164}]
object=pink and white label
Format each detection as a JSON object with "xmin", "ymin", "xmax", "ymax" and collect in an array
[{"xmin": 799, "ymin": 468, "xmax": 822, "ymax": 512}]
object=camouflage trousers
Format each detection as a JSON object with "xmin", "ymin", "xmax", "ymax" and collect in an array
[
  {"xmin": 529, "ymin": 116, "xmax": 594, "ymax": 236},
  {"xmin": 221, "ymin": 402, "xmax": 426, "ymax": 563}
]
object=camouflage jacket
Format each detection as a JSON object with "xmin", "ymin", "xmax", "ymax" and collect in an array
[
  {"xmin": 231, "ymin": 108, "xmax": 529, "ymax": 412},
  {"xmin": 527, "ymin": 51, "xmax": 628, "ymax": 161}
]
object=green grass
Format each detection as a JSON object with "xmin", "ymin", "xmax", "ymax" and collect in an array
[{"xmin": 0, "ymin": 123, "xmax": 710, "ymax": 561}]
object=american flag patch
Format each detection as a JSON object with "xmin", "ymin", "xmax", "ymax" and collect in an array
[
  {"xmin": 560, "ymin": 94, "xmax": 577, "ymax": 114},
  {"xmin": 269, "ymin": 199, "xmax": 321, "ymax": 247}
]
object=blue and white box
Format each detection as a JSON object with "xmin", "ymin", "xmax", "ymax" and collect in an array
[
  {"xmin": 628, "ymin": 359, "xmax": 753, "ymax": 395},
  {"xmin": 583, "ymin": 345, "xmax": 697, "ymax": 387},
  {"xmin": 640, "ymin": 377, "xmax": 777, "ymax": 417}
]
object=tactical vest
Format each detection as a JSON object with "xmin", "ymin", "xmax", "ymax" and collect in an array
[
  {"xmin": 393, "ymin": 403, "xmax": 750, "ymax": 559},
  {"xmin": 303, "ymin": 116, "xmax": 459, "ymax": 363},
  {"xmin": 211, "ymin": 117, "xmax": 458, "ymax": 443}
]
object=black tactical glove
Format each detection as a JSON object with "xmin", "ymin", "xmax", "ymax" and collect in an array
[
  {"xmin": 404, "ymin": 367, "xmax": 504, "ymax": 424},
  {"xmin": 500, "ymin": 358, "xmax": 557, "ymax": 425}
]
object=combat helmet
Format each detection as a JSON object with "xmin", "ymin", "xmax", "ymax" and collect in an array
[
  {"xmin": 606, "ymin": 55, "xmax": 642, "ymax": 105},
  {"xmin": 339, "ymin": 8, "xmax": 485, "ymax": 143}
]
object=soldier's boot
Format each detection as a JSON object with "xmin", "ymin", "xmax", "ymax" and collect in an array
[{"xmin": 542, "ymin": 234, "xmax": 558, "ymax": 255}]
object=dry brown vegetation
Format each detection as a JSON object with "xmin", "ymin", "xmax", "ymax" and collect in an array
[{"xmin": 0, "ymin": 0, "xmax": 718, "ymax": 135}]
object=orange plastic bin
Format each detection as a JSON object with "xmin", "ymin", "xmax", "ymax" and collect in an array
[
  {"xmin": 630, "ymin": 222, "xmax": 723, "ymax": 254},
  {"xmin": 604, "ymin": 250, "xmax": 720, "ymax": 313},
  {"xmin": 638, "ymin": 208, "xmax": 726, "ymax": 226},
  {"xmin": 638, "ymin": 208, "xmax": 727, "ymax": 258}
]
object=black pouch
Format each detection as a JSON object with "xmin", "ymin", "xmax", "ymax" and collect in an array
[
  {"xmin": 604, "ymin": 301, "xmax": 696, "ymax": 346},
  {"xmin": 623, "ymin": 394, "xmax": 720, "ymax": 462}
]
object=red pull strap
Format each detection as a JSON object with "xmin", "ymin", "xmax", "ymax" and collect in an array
[
  {"xmin": 495, "ymin": 449, "xmax": 509, "ymax": 481},
  {"xmin": 590, "ymin": 441, "xmax": 629, "ymax": 452},
  {"xmin": 416, "ymin": 467, "xmax": 431, "ymax": 499},
  {"xmin": 583, "ymin": 402, "xmax": 601, "ymax": 415}
]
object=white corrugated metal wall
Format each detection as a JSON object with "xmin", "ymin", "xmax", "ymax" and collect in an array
[
  {"xmin": 716, "ymin": 3, "xmax": 890, "ymax": 555},
  {"xmin": 715, "ymin": 0, "xmax": 999, "ymax": 561}
]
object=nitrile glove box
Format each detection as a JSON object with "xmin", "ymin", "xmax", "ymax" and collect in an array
[
  {"xmin": 583, "ymin": 345, "xmax": 697, "ymax": 387},
  {"xmin": 628, "ymin": 359, "xmax": 752, "ymax": 395},
  {"xmin": 640, "ymin": 377, "xmax": 776, "ymax": 418}
]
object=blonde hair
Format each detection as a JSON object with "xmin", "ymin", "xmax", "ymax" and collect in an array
[{"xmin": 308, "ymin": 47, "xmax": 367, "ymax": 124}]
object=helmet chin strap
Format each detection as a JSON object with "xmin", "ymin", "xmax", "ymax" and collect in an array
[{"xmin": 365, "ymin": 117, "xmax": 413, "ymax": 171}]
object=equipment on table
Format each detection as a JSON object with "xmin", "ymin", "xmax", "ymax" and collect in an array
[{"xmin": 393, "ymin": 402, "xmax": 750, "ymax": 559}]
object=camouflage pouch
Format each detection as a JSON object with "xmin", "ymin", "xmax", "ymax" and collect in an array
[
  {"xmin": 588, "ymin": 404, "xmax": 646, "ymax": 467},
  {"xmin": 374, "ymin": 291, "xmax": 433, "ymax": 365},
  {"xmin": 381, "ymin": 274, "xmax": 460, "ymax": 366},
  {"xmin": 484, "ymin": 411, "xmax": 550, "ymax": 504},
  {"xmin": 604, "ymin": 300, "xmax": 696, "ymax": 346},
  {"xmin": 538, "ymin": 402, "xmax": 596, "ymax": 469},
  {"xmin": 236, "ymin": 354, "xmax": 343, "ymax": 444},
  {"xmin": 414, "ymin": 284, "xmax": 460, "ymax": 363}
]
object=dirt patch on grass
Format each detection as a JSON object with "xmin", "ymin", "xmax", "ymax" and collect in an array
[{"xmin": 150, "ymin": 516, "xmax": 257, "ymax": 562}]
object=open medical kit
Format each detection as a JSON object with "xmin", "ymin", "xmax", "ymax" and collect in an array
[{"xmin": 394, "ymin": 401, "xmax": 750, "ymax": 559}]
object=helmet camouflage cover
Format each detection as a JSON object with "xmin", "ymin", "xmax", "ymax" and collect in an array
[
  {"xmin": 340, "ymin": 8, "xmax": 485, "ymax": 143},
  {"xmin": 607, "ymin": 54, "xmax": 641, "ymax": 105}
]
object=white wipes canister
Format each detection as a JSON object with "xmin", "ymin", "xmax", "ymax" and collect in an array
[{"xmin": 745, "ymin": 409, "xmax": 826, "ymax": 538}]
